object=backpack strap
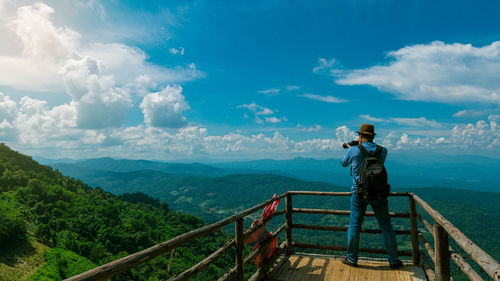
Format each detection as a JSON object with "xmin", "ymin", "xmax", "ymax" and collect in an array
[
  {"xmin": 357, "ymin": 144, "xmax": 368, "ymax": 158},
  {"xmin": 373, "ymin": 145, "xmax": 383, "ymax": 158},
  {"xmin": 358, "ymin": 144, "xmax": 383, "ymax": 158}
]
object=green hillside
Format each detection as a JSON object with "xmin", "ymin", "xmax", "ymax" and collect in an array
[
  {"xmin": 7, "ymin": 143, "xmax": 499, "ymax": 280},
  {"xmin": 0, "ymin": 144, "xmax": 233, "ymax": 280},
  {"xmin": 49, "ymin": 164, "xmax": 500, "ymax": 257},
  {"xmin": 51, "ymin": 161, "xmax": 500, "ymax": 281}
]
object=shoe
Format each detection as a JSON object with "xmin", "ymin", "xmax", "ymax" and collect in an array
[
  {"xmin": 389, "ymin": 261, "xmax": 404, "ymax": 269},
  {"xmin": 341, "ymin": 256, "xmax": 358, "ymax": 267}
]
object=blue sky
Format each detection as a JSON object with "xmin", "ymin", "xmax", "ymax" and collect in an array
[{"xmin": 0, "ymin": 0, "xmax": 499, "ymax": 160}]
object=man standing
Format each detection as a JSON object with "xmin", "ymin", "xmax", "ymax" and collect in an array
[{"xmin": 340, "ymin": 124, "xmax": 403, "ymax": 269}]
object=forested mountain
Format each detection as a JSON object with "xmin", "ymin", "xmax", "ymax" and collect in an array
[
  {"xmin": 50, "ymin": 157, "xmax": 265, "ymax": 178},
  {"xmin": 4, "ymin": 144, "xmax": 499, "ymax": 281},
  {"xmin": 48, "ymin": 154, "xmax": 500, "ymax": 192},
  {"xmin": 212, "ymin": 154, "xmax": 500, "ymax": 192},
  {"xmin": 50, "ymin": 160, "xmax": 500, "ymax": 265},
  {"xmin": 0, "ymin": 144, "xmax": 233, "ymax": 281},
  {"xmin": 50, "ymin": 161, "xmax": 500, "ymax": 281}
]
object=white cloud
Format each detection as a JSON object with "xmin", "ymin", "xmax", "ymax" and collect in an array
[
  {"xmin": 390, "ymin": 117, "xmax": 441, "ymax": 128},
  {"xmin": 237, "ymin": 102, "xmax": 287, "ymax": 124},
  {"xmin": 436, "ymin": 137, "xmax": 447, "ymax": 144},
  {"xmin": 313, "ymin": 58, "xmax": 341, "ymax": 74},
  {"xmin": 359, "ymin": 114, "xmax": 441, "ymax": 128},
  {"xmin": 140, "ymin": 85, "xmax": 189, "ymax": 128},
  {"xmin": 0, "ymin": 92, "xmax": 18, "ymax": 122},
  {"xmin": 378, "ymin": 115, "xmax": 499, "ymax": 152},
  {"xmin": 452, "ymin": 109, "xmax": 490, "ymax": 118},
  {"xmin": 0, "ymin": 0, "xmax": 5, "ymax": 13},
  {"xmin": 336, "ymin": 125, "xmax": 357, "ymax": 142},
  {"xmin": 299, "ymin": 94, "xmax": 347, "ymax": 103},
  {"xmin": 257, "ymin": 88, "xmax": 281, "ymax": 95},
  {"xmin": 169, "ymin": 46, "xmax": 184, "ymax": 55},
  {"xmin": 359, "ymin": 114, "xmax": 388, "ymax": 123},
  {"xmin": 451, "ymin": 115, "xmax": 499, "ymax": 149},
  {"xmin": 2, "ymin": 109, "xmax": 498, "ymax": 160},
  {"xmin": 238, "ymin": 102, "xmax": 274, "ymax": 116},
  {"xmin": 297, "ymin": 124, "xmax": 323, "ymax": 132},
  {"xmin": 336, "ymin": 41, "xmax": 500, "ymax": 105},
  {"xmin": 82, "ymin": 43, "xmax": 203, "ymax": 86},
  {"xmin": 74, "ymin": 0, "xmax": 106, "ymax": 20},
  {"xmin": 10, "ymin": 96, "xmax": 78, "ymax": 145},
  {"xmin": 265, "ymin": 116, "xmax": 287, "ymax": 124},
  {"xmin": 107, "ymin": 126, "xmax": 347, "ymax": 159},
  {"xmin": 286, "ymin": 85, "xmax": 300, "ymax": 91},
  {"xmin": 0, "ymin": 2, "xmax": 203, "ymax": 133},
  {"xmin": 380, "ymin": 131, "xmax": 428, "ymax": 150},
  {"xmin": 0, "ymin": 2, "xmax": 80, "ymax": 91},
  {"xmin": 62, "ymin": 56, "xmax": 132, "ymax": 129}
]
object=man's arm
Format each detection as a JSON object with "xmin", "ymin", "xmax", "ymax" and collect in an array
[{"xmin": 340, "ymin": 147, "xmax": 353, "ymax": 167}]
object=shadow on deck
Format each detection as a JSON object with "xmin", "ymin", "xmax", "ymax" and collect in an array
[{"xmin": 266, "ymin": 253, "xmax": 427, "ymax": 281}]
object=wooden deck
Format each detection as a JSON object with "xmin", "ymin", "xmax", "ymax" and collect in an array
[{"xmin": 266, "ymin": 254, "xmax": 427, "ymax": 281}]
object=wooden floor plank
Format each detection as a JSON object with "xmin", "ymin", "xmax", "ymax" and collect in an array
[
  {"xmin": 266, "ymin": 255, "xmax": 289, "ymax": 280},
  {"xmin": 289, "ymin": 256, "xmax": 312, "ymax": 281},
  {"xmin": 307, "ymin": 257, "xmax": 327, "ymax": 281},
  {"xmin": 325, "ymin": 259, "xmax": 342, "ymax": 281},
  {"xmin": 321, "ymin": 258, "xmax": 337, "ymax": 281},
  {"xmin": 337, "ymin": 260, "xmax": 352, "ymax": 281},
  {"xmin": 273, "ymin": 255, "xmax": 300, "ymax": 281},
  {"xmin": 268, "ymin": 255, "xmax": 427, "ymax": 281}
]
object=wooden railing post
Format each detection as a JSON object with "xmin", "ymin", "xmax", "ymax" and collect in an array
[
  {"xmin": 434, "ymin": 224, "xmax": 450, "ymax": 281},
  {"xmin": 235, "ymin": 218, "xmax": 245, "ymax": 281},
  {"xmin": 409, "ymin": 195, "xmax": 420, "ymax": 265},
  {"xmin": 285, "ymin": 192, "xmax": 293, "ymax": 255}
]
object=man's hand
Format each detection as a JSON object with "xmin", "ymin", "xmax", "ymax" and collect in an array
[{"xmin": 346, "ymin": 143, "xmax": 351, "ymax": 148}]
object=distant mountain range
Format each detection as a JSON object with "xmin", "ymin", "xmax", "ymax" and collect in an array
[
  {"xmin": 212, "ymin": 154, "xmax": 500, "ymax": 191},
  {"xmin": 44, "ymin": 153, "xmax": 500, "ymax": 192},
  {"xmin": 35, "ymin": 152, "xmax": 500, "ymax": 268}
]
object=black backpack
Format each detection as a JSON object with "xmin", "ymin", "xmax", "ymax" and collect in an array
[{"xmin": 355, "ymin": 144, "xmax": 391, "ymax": 200}]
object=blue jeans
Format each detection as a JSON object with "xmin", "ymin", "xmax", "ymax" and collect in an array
[{"xmin": 346, "ymin": 193, "xmax": 400, "ymax": 264}]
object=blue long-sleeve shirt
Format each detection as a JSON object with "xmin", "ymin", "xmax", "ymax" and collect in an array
[{"xmin": 341, "ymin": 141, "xmax": 387, "ymax": 192}]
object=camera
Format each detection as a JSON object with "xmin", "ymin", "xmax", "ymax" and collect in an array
[{"xmin": 342, "ymin": 140, "xmax": 359, "ymax": 149}]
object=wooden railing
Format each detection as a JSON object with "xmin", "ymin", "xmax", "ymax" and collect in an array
[
  {"xmin": 411, "ymin": 193, "xmax": 500, "ymax": 281},
  {"xmin": 64, "ymin": 191, "xmax": 500, "ymax": 281},
  {"xmin": 286, "ymin": 191, "xmax": 414, "ymax": 258}
]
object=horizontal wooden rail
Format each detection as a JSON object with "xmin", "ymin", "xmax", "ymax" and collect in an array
[
  {"xmin": 421, "ymin": 253, "xmax": 436, "ymax": 281},
  {"xmin": 292, "ymin": 242, "xmax": 413, "ymax": 256},
  {"xmin": 418, "ymin": 232, "xmax": 435, "ymax": 263},
  {"xmin": 218, "ymin": 222, "xmax": 287, "ymax": 281},
  {"xmin": 65, "ymin": 190, "xmax": 499, "ymax": 281},
  {"xmin": 451, "ymin": 250, "xmax": 484, "ymax": 281},
  {"xmin": 248, "ymin": 242, "xmax": 287, "ymax": 281},
  {"xmin": 288, "ymin": 191, "xmax": 352, "ymax": 196},
  {"xmin": 418, "ymin": 207, "xmax": 484, "ymax": 281},
  {"xmin": 287, "ymin": 191, "xmax": 410, "ymax": 197},
  {"xmin": 65, "ymin": 193, "xmax": 286, "ymax": 281},
  {"xmin": 275, "ymin": 223, "xmax": 287, "ymax": 234},
  {"xmin": 244, "ymin": 209, "xmax": 285, "ymax": 240},
  {"xmin": 292, "ymin": 223, "xmax": 411, "ymax": 235},
  {"xmin": 417, "ymin": 213, "xmax": 433, "ymax": 235},
  {"xmin": 219, "ymin": 223, "xmax": 286, "ymax": 281},
  {"xmin": 217, "ymin": 249, "xmax": 260, "ymax": 281},
  {"xmin": 168, "ymin": 239, "xmax": 235, "ymax": 281},
  {"xmin": 419, "ymin": 230, "xmax": 483, "ymax": 281},
  {"xmin": 411, "ymin": 193, "xmax": 500, "ymax": 281},
  {"xmin": 292, "ymin": 208, "xmax": 410, "ymax": 218}
]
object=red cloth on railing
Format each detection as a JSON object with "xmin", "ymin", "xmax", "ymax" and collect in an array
[{"xmin": 244, "ymin": 194, "xmax": 280, "ymax": 267}]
